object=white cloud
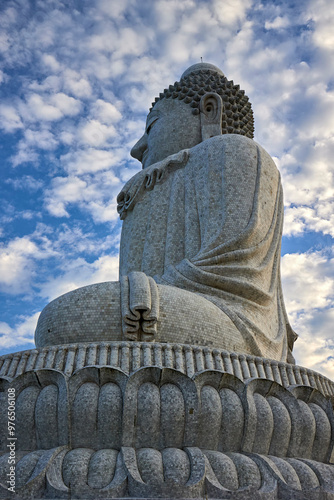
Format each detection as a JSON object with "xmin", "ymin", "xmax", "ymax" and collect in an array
[
  {"xmin": 10, "ymin": 146, "xmax": 39, "ymax": 168},
  {"xmin": 0, "ymin": 312, "xmax": 38, "ymax": 350},
  {"xmin": 94, "ymin": 0, "xmax": 128, "ymax": 19},
  {"xmin": 45, "ymin": 165, "xmax": 121, "ymax": 221},
  {"xmin": 225, "ymin": 19, "xmax": 254, "ymax": 58},
  {"xmin": 78, "ymin": 119, "xmax": 117, "ymax": 147},
  {"xmin": 24, "ymin": 92, "xmax": 81, "ymax": 122},
  {"xmin": 48, "ymin": 223, "xmax": 119, "ymax": 255},
  {"xmin": 313, "ymin": 21, "xmax": 334, "ymax": 51},
  {"xmin": 28, "ymin": 75, "xmax": 62, "ymax": 93},
  {"xmin": 279, "ymin": 138, "xmax": 334, "ymax": 239},
  {"xmin": 24, "ymin": 128, "xmax": 58, "ymax": 150},
  {"xmin": 50, "ymin": 92, "xmax": 82, "ymax": 116},
  {"xmin": 61, "ymin": 148, "xmax": 123, "ymax": 175},
  {"xmin": 86, "ymin": 200, "xmax": 119, "ymax": 223},
  {"xmin": 108, "ymin": 57, "xmax": 127, "ymax": 78},
  {"xmin": 63, "ymin": 69, "xmax": 92, "ymax": 98},
  {"xmin": 60, "ymin": 130, "xmax": 75, "ymax": 145},
  {"xmin": 22, "ymin": 210, "xmax": 37, "ymax": 220},
  {"xmin": 92, "ymin": 27, "xmax": 148, "ymax": 59},
  {"xmin": 0, "ymin": 220, "xmax": 121, "ymax": 322},
  {"xmin": 26, "ymin": 93, "xmax": 63, "ymax": 121},
  {"xmin": 44, "ymin": 167, "xmax": 122, "ymax": 222},
  {"xmin": 282, "ymin": 251, "xmax": 334, "ymax": 314},
  {"xmin": 0, "ymin": 4, "xmax": 18, "ymax": 29},
  {"xmin": 0, "ymin": 104, "xmax": 23, "ymax": 132},
  {"xmin": 41, "ymin": 53, "xmax": 61, "ymax": 72},
  {"xmin": 283, "ymin": 204, "xmax": 334, "ymax": 238},
  {"xmin": 308, "ymin": 0, "xmax": 334, "ymax": 51},
  {"xmin": 85, "ymin": 53, "xmax": 116, "ymax": 80},
  {"xmin": 88, "ymin": 32, "xmax": 115, "ymax": 52},
  {"xmin": 213, "ymin": 0, "xmax": 252, "ymax": 26},
  {"xmin": 153, "ymin": 0, "xmax": 191, "ymax": 32},
  {"xmin": 281, "ymin": 250, "xmax": 334, "ymax": 378},
  {"xmin": 0, "ymin": 237, "xmax": 41, "ymax": 294},
  {"xmin": 126, "ymin": 85, "xmax": 156, "ymax": 113},
  {"xmin": 265, "ymin": 16, "xmax": 290, "ymax": 30},
  {"xmin": 165, "ymin": 35, "xmax": 193, "ymax": 64},
  {"xmin": 91, "ymin": 99, "xmax": 122, "ymax": 124},
  {"xmin": 45, "ymin": 176, "xmax": 89, "ymax": 217},
  {"xmin": 39, "ymin": 254, "xmax": 120, "ymax": 302},
  {"xmin": 289, "ymin": 309, "xmax": 334, "ymax": 381},
  {"xmin": 0, "ymin": 33, "xmax": 10, "ymax": 54}
]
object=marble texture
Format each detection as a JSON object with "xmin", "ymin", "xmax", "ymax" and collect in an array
[{"xmin": 120, "ymin": 133, "xmax": 295, "ymax": 361}]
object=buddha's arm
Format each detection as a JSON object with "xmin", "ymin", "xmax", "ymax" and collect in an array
[{"xmin": 153, "ymin": 136, "xmax": 280, "ymax": 296}]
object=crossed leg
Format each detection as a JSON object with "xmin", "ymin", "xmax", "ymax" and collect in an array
[{"xmin": 35, "ymin": 277, "xmax": 249, "ymax": 354}]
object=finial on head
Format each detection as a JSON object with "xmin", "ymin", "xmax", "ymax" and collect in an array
[{"xmin": 181, "ymin": 62, "xmax": 225, "ymax": 80}]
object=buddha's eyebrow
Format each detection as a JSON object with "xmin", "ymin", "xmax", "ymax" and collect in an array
[{"xmin": 146, "ymin": 110, "xmax": 160, "ymax": 126}]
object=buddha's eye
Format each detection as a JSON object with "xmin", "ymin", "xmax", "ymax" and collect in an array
[{"xmin": 146, "ymin": 117, "xmax": 158, "ymax": 135}]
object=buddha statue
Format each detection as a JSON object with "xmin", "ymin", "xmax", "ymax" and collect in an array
[
  {"xmin": 35, "ymin": 62, "xmax": 297, "ymax": 363},
  {"xmin": 3, "ymin": 63, "xmax": 334, "ymax": 500}
]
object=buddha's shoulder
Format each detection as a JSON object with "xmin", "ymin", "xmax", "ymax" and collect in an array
[
  {"xmin": 189, "ymin": 133, "xmax": 271, "ymax": 153},
  {"xmin": 189, "ymin": 134, "xmax": 276, "ymax": 167}
]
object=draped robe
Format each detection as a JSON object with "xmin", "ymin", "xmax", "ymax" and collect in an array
[{"xmin": 117, "ymin": 134, "xmax": 296, "ymax": 362}]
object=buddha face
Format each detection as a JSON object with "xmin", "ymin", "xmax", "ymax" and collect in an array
[{"xmin": 131, "ymin": 98, "xmax": 201, "ymax": 168}]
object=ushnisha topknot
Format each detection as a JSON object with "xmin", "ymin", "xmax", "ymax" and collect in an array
[{"xmin": 150, "ymin": 63, "xmax": 254, "ymax": 138}]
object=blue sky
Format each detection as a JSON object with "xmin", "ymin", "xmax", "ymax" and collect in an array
[{"xmin": 0, "ymin": 0, "xmax": 333, "ymax": 379}]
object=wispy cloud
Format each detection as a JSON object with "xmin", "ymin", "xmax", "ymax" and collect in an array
[
  {"xmin": 282, "ymin": 249, "xmax": 334, "ymax": 378},
  {"xmin": 38, "ymin": 254, "xmax": 119, "ymax": 302},
  {"xmin": 0, "ymin": 104, "xmax": 23, "ymax": 132},
  {"xmin": 0, "ymin": 236, "xmax": 48, "ymax": 294},
  {"xmin": 0, "ymin": 313, "xmax": 38, "ymax": 350}
]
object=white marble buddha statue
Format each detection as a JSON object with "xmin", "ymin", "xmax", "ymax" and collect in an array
[{"xmin": 35, "ymin": 63, "xmax": 296, "ymax": 363}]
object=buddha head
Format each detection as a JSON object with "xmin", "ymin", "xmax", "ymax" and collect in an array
[{"xmin": 131, "ymin": 62, "xmax": 254, "ymax": 168}]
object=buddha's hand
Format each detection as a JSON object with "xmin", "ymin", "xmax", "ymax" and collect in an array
[{"xmin": 120, "ymin": 271, "xmax": 159, "ymax": 342}]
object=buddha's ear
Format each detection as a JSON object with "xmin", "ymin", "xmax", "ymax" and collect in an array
[{"xmin": 199, "ymin": 92, "xmax": 223, "ymax": 141}]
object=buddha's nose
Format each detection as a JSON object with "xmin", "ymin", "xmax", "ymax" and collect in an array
[{"xmin": 130, "ymin": 133, "xmax": 148, "ymax": 163}]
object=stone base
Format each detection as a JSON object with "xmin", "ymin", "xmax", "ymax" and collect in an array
[{"xmin": 0, "ymin": 343, "xmax": 333, "ymax": 499}]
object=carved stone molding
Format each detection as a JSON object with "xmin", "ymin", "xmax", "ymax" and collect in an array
[
  {"xmin": 1, "ymin": 446, "xmax": 333, "ymax": 499},
  {"xmin": 1, "ymin": 367, "xmax": 333, "ymax": 461},
  {"xmin": 1, "ymin": 342, "xmax": 334, "ymax": 398},
  {"xmin": 1, "ymin": 366, "xmax": 333, "ymax": 498}
]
